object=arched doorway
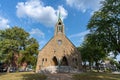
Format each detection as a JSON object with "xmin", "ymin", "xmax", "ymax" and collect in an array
[
  {"xmin": 52, "ymin": 56, "xmax": 58, "ymax": 66},
  {"xmin": 61, "ymin": 56, "xmax": 68, "ymax": 66}
]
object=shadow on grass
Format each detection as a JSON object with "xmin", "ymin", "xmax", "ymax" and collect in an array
[
  {"xmin": 0, "ymin": 72, "xmax": 7, "ymax": 76},
  {"xmin": 22, "ymin": 73, "xmax": 47, "ymax": 80},
  {"xmin": 72, "ymin": 72, "xmax": 120, "ymax": 80}
]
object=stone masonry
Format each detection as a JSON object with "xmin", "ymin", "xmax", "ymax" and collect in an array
[{"xmin": 36, "ymin": 16, "xmax": 82, "ymax": 73}]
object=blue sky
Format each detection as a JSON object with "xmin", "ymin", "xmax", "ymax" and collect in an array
[
  {"xmin": 0, "ymin": 0, "xmax": 102, "ymax": 48},
  {"xmin": 0, "ymin": 0, "xmax": 120, "ymax": 60}
]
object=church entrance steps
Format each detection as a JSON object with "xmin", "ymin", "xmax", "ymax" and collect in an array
[{"xmin": 39, "ymin": 66, "xmax": 79, "ymax": 73}]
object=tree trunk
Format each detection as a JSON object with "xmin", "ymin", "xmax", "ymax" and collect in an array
[
  {"xmin": 95, "ymin": 62, "xmax": 99, "ymax": 72},
  {"xmin": 83, "ymin": 62, "xmax": 87, "ymax": 72},
  {"xmin": 7, "ymin": 64, "xmax": 11, "ymax": 73},
  {"xmin": 89, "ymin": 62, "xmax": 93, "ymax": 71},
  {"xmin": 22, "ymin": 62, "xmax": 28, "ymax": 71}
]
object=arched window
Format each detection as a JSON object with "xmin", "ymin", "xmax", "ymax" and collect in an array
[
  {"xmin": 58, "ymin": 22, "xmax": 61, "ymax": 25},
  {"xmin": 45, "ymin": 58, "xmax": 47, "ymax": 61},
  {"xmin": 42, "ymin": 58, "xmax": 44, "ymax": 62},
  {"xmin": 72, "ymin": 58, "xmax": 78, "ymax": 65}
]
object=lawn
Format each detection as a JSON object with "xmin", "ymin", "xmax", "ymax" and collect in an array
[
  {"xmin": 0, "ymin": 72, "xmax": 47, "ymax": 80},
  {"xmin": 73, "ymin": 72, "xmax": 120, "ymax": 80},
  {"xmin": 0, "ymin": 72, "xmax": 120, "ymax": 80}
]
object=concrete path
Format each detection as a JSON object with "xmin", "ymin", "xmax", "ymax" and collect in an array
[{"xmin": 45, "ymin": 73, "xmax": 73, "ymax": 80}]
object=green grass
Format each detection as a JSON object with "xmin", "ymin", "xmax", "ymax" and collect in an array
[
  {"xmin": 0, "ymin": 72, "xmax": 47, "ymax": 80},
  {"xmin": 72, "ymin": 72, "xmax": 120, "ymax": 80}
]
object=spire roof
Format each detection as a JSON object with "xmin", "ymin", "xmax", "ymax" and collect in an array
[{"xmin": 58, "ymin": 11, "xmax": 62, "ymax": 21}]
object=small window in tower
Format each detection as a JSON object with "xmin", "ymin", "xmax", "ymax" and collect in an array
[
  {"xmin": 57, "ymin": 40, "xmax": 62, "ymax": 45},
  {"xmin": 58, "ymin": 26, "xmax": 62, "ymax": 32}
]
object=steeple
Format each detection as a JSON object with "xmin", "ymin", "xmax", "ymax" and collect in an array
[
  {"xmin": 58, "ymin": 11, "xmax": 61, "ymax": 20},
  {"xmin": 54, "ymin": 12, "xmax": 65, "ymax": 36}
]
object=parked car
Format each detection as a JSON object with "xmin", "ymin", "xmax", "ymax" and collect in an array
[
  {"xmin": 0, "ymin": 63, "xmax": 7, "ymax": 72},
  {"xmin": 0, "ymin": 68, "xmax": 7, "ymax": 72},
  {"xmin": 26, "ymin": 67, "xmax": 33, "ymax": 71},
  {"xmin": 9, "ymin": 67, "xmax": 17, "ymax": 72}
]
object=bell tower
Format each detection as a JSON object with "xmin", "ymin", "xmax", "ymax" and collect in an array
[{"xmin": 54, "ymin": 12, "xmax": 65, "ymax": 36}]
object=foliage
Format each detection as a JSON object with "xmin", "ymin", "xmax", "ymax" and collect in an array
[
  {"xmin": 87, "ymin": 0, "xmax": 120, "ymax": 56},
  {"xmin": 78, "ymin": 36, "xmax": 107, "ymax": 70},
  {"xmin": 18, "ymin": 38, "xmax": 39, "ymax": 68},
  {"xmin": 0, "ymin": 27, "xmax": 39, "ymax": 70}
]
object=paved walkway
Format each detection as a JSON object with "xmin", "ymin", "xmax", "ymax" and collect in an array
[{"xmin": 45, "ymin": 73, "xmax": 73, "ymax": 80}]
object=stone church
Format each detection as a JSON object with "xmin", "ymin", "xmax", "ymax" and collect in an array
[{"xmin": 36, "ymin": 16, "xmax": 82, "ymax": 73}]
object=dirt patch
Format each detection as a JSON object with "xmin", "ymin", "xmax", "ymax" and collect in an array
[{"xmin": 46, "ymin": 73, "xmax": 73, "ymax": 80}]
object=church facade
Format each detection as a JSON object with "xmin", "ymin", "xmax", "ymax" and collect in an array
[{"xmin": 36, "ymin": 17, "xmax": 82, "ymax": 73}]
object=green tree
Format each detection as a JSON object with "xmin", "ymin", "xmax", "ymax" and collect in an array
[
  {"xmin": 87, "ymin": 0, "xmax": 120, "ymax": 56},
  {"xmin": 18, "ymin": 38, "xmax": 39, "ymax": 70},
  {"xmin": 0, "ymin": 27, "xmax": 39, "ymax": 72},
  {"xmin": 78, "ymin": 35, "xmax": 107, "ymax": 71}
]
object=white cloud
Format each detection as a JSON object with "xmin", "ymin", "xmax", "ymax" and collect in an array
[
  {"xmin": 66, "ymin": 0, "xmax": 103, "ymax": 13},
  {"xmin": 69, "ymin": 30, "xmax": 89, "ymax": 38},
  {"xmin": 0, "ymin": 17, "xmax": 10, "ymax": 30},
  {"xmin": 69, "ymin": 30, "xmax": 89, "ymax": 46},
  {"xmin": 29, "ymin": 28, "xmax": 46, "ymax": 49},
  {"xmin": 57, "ymin": 6, "xmax": 68, "ymax": 20},
  {"xmin": 16, "ymin": 0, "xmax": 68, "ymax": 27},
  {"xmin": 30, "ymin": 28, "xmax": 44, "ymax": 38}
]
